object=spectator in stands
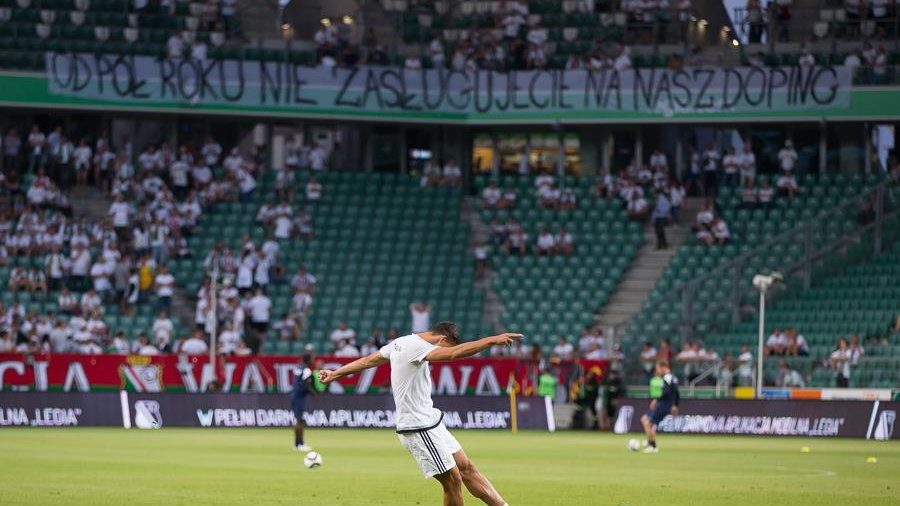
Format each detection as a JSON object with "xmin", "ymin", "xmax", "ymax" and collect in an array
[
  {"xmin": 830, "ymin": 337, "xmax": 852, "ymax": 387},
  {"xmin": 526, "ymin": 44, "xmax": 546, "ymax": 69},
  {"xmin": 27, "ymin": 124, "xmax": 46, "ymax": 173},
  {"xmin": 777, "ymin": 140, "xmax": 798, "ymax": 173},
  {"xmin": 217, "ymin": 322, "xmax": 241, "ymax": 355},
  {"xmin": 613, "ymin": 45, "xmax": 632, "ymax": 71},
  {"xmin": 247, "ymin": 287, "xmax": 272, "ymax": 353},
  {"xmin": 702, "ymin": 142, "xmax": 720, "ymax": 196},
  {"xmin": 420, "ymin": 159, "xmax": 442, "ymax": 187},
  {"xmin": 410, "ymin": 302, "xmax": 432, "ymax": 333},
  {"xmin": 500, "ymin": 186, "xmax": 517, "ymax": 208},
  {"xmin": 166, "ymin": 32, "xmax": 185, "ymax": 58},
  {"xmin": 640, "ymin": 341, "xmax": 658, "ymax": 379},
  {"xmin": 273, "ymin": 312, "xmax": 300, "ymax": 342},
  {"xmin": 335, "ymin": 339, "xmax": 361, "ymax": 357},
  {"xmin": 442, "ymin": 158, "xmax": 462, "ymax": 187},
  {"xmin": 294, "ymin": 210, "xmax": 314, "ymax": 240},
  {"xmin": 776, "ymin": 360, "xmax": 805, "ymax": 387},
  {"xmin": 626, "ymin": 191, "xmax": 649, "ymax": 221},
  {"xmin": 559, "ymin": 188, "xmax": 576, "ymax": 210},
  {"xmin": 108, "ymin": 331, "xmax": 130, "ymax": 354},
  {"xmin": 501, "ymin": 6, "xmax": 526, "ymax": 41},
  {"xmin": 766, "ymin": 327, "xmax": 787, "ymax": 355},
  {"xmin": 584, "ymin": 343, "xmax": 609, "ymax": 360},
  {"xmin": 400, "ymin": 52, "xmax": 421, "ymax": 70},
  {"xmin": 721, "ymin": 147, "xmax": 740, "ymax": 187},
  {"xmin": 535, "ymin": 227, "xmax": 556, "ymax": 255},
  {"xmin": 739, "ymin": 144, "xmax": 756, "ymax": 187},
  {"xmin": 798, "ymin": 48, "xmax": 814, "ymax": 68},
  {"xmin": 305, "ymin": 176, "xmax": 323, "ymax": 203},
  {"xmin": 429, "ymin": 33, "xmax": 446, "ymax": 68},
  {"xmin": 80, "ymin": 288, "xmax": 102, "ymax": 315},
  {"xmin": 537, "ymin": 181, "xmax": 561, "ymax": 209},
  {"xmin": 699, "ymin": 215, "xmax": 730, "ymax": 245},
  {"xmin": 482, "ymin": 181, "xmax": 502, "ymax": 209},
  {"xmin": 649, "ymin": 148, "xmax": 668, "ymax": 173},
  {"xmin": 593, "ymin": 169, "xmax": 615, "ymax": 199},
  {"xmin": 746, "ymin": 0, "xmax": 764, "ymax": 43},
  {"xmin": 777, "ymin": 170, "xmax": 799, "ymax": 199},
  {"xmin": 329, "ymin": 322, "xmax": 356, "ymax": 348},
  {"xmin": 134, "ymin": 334, "xmax": 159, "ymax": 356},
  {"xmin": 552, "ymin": 337, "xmax": 575, "ymax": 360},
  {"xmin": 758, "ymin": 181, "xmax": 775, "ymax": 213},
  {"xmin": 555, "ymin": 227, "xmax": 574, "ymax": 256},
  {"xmin": 506, "ymin": 225, "xmax": 529, "ymax": 255},
  {"xmin": 28, "ymin": 266, "xmax": 47, "ymax": 296},
  {"xmin": 737, "ymin": 344, "xmax": 754, "ymax": 386},
  {"xmin": 651, "ymin": 190, "xmax": 671, "ymax": 250},
  {"xmin": 290, "ymin": 267, "xmax": 317, "ymax": 295},
  {"xmin": 844, "ymin": 49, "xmax": 862, "ymax": 81},
  {"xmin": 738, "ymin": 180, "xmax": 759, "ymax": 210},
  {"xmin": 179, "ymin": 331, "xmax": 209, "ymax": 356},
  {"xmin": 152, "ymin": 311, "xmax": 174, "ymax": 352},
  {"xmin": 786, "ymin": 327, "xmax": 809, "ymax": 356},
  {"xmin": 849, "ymin": 334, "xmax": 865, "ymax": 365},
  {"xmin": 7, "ymin": 265, "xmax": 28, "ymax": 292},
  {"xmin": 73, "ymin": 139, "xmax": 92, "ymax": 187},
  {"xmin": 58, "ymin": 287, "xmax": 77, "ymax": 317},
  {"xmin": 154, "ymin": 264, "xmax": 175, "ymax": 315},
  {"xmin": 675, "ymin": 341, "xmax": 700, "ymax": 382}
]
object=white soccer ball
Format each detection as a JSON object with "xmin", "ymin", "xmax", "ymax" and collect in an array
[
  {"xmin": 627, "ymin": 438, "xmax": 641, "ymax": 452},
  {"xmin": 304, "ymin": 451, "xmax": 323, "ymax": 468}
]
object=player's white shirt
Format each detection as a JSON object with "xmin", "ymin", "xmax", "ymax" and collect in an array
[{"xmin": 379, "ymin": 333, "xmax": 440, "ymax": 431}]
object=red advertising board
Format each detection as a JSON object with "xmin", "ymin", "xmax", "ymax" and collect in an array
[{"xmin": 0, "ymin": 353, "xmax": 608, "ymax": 395}]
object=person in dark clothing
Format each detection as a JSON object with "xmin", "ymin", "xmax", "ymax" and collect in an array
[
  {"xmin": 572, "ymin": 369, "xmax": 601, "ymax": 429},
  {"xmin": 291, "ymin": 356, "xmax": 320, "ymax": 451},
  {"xmin": 602, "ymin": 369, "xmax": 627, "ymax": 429},
  {"xmin": 639, "ymin": 361, "xmax": 680, "ymax": 453}
]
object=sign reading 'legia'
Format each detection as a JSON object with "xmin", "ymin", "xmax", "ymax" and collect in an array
[{"xmin": 44, "ymin": 53, "xmax": 852, "ymax": 118}]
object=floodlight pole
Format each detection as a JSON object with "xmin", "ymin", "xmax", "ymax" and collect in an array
[{"xmin": 755, "ymin": 284, "xmax": 767, "ymax": 400}]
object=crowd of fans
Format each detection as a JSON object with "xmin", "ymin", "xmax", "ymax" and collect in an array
[
  {"xmin": 310, "ymin": 0, "xmax": 699, "ymax": 71},
  {"xmin": 0, "ymin": 121, "xmax": 270, "ymax": 356},
  {"xmin": 487, "ymin": 324, "xmax": 624, "ymax": 368},
  {"xmin": 482, "ymin": 173, "xmax": 577, "ymax": 256}
]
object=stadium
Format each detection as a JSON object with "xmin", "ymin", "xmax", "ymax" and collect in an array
[{"xmin": 0, "ymin": 0, "xmax": 898, "ymax": 504}]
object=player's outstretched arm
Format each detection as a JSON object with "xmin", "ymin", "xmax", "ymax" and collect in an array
[
  {"xmin": 426, "ymin": 333, "xmax": 523, "ymax": 362},
  {"xmin": 318, "ymin": 352, "xmax": 388, "ymax": 384}
]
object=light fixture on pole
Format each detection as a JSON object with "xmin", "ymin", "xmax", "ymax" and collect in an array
[{"xmin": 752, "ymin": 272, "xmax": 783, "ymax": 399}]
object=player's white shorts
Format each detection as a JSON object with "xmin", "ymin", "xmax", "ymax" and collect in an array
[{"xmin": 397, "ymin": 422, "xmax": 462, "ymax": 478}]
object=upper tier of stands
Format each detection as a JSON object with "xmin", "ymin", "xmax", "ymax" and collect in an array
[{"xmin": 0, "ymin": 0, "xmax": 239, "ymax": 70}]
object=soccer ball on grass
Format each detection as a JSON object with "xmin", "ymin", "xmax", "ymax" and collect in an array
[
  {"xmin": 304, "ymin": 451, "xmax": 324, "ymax": 468},
  {"xmin": 627, "ymin": 439, "xmax": 641, "ymax": 452}
]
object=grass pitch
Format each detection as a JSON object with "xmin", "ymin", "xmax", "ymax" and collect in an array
[{"xmin": 0, "ymin": 428, "xmax": 897, "ymax": 506}]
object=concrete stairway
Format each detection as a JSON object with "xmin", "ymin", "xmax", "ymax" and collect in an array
[
  {"xmin": 69, "ymin": 186, "xmax": 196, "ymax": 329},
  {"xmin": 596, "ymin": 197, "xmax": 704, "ymax": 329}
]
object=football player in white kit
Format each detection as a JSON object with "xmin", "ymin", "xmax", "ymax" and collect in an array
[{"xmin": 319, "ymin": 322, "xmax": 520, "ymax": 506}]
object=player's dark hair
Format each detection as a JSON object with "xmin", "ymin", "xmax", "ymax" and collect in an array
[
  {"xmin": 656, "ymin": 360, "xmax": 670, "ymax": 369},
  {"xmin": 429, "ymin": 321, "xmax": 460, "ymax": 345}
]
